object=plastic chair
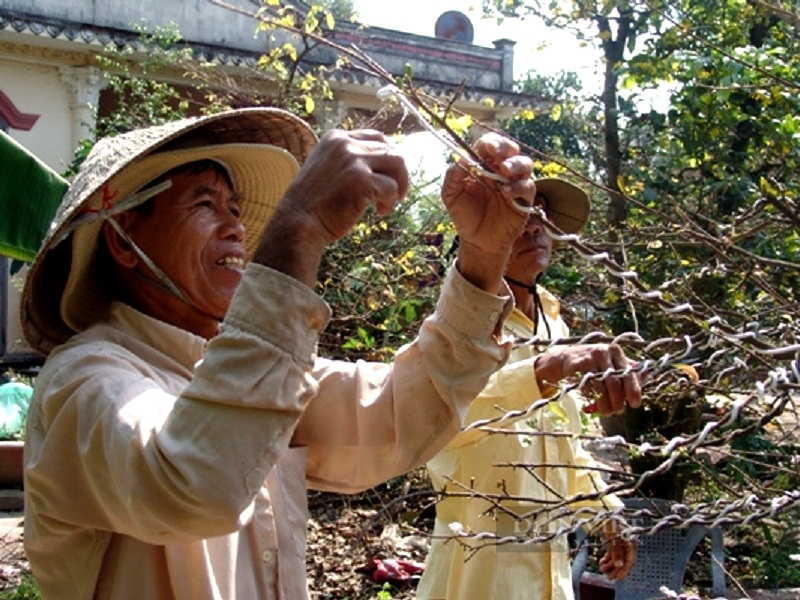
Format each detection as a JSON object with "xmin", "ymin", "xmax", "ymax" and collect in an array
[{"xmin": 572, "ymin": 498, "xmax": 726, "ymax": 600}]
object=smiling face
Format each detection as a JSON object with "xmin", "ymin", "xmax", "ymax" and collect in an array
[
  {"xmin": 108, "ymin": 162, "xmax": 247, "ymax": 338},
  {"xmin": 505, "ymin": 193, "xmax": 552, "ymax": 284}
]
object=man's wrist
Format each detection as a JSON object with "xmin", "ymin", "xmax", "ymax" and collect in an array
[
  {"xmin": 455, "ymin": 239, "xmax": 512, "ymax": 293},
  {"xmin": 253, "ymin": 209, "xmax": 326, "ymax": 288}
]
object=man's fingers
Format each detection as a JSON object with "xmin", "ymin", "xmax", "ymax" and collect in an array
[
  {"xmin": 342, "ymin": 130, "xmax": 409, "ymax": 200},
  {"xmin": 369, "ymin": 172, "xmax": 404, "ymax": 216},
  {"xmin": 369, "ymin": 155, "xmax": 409, "ymax": 202},
  {"xmin": 348, "ymin": 129, "xmax": 394, "ymax": 143},
  {"xmin": 502, "ymin": 178, "xmax": 536, "ymax": 208},
  {"xmin": 599, "ymin": 539, "xmax": 636, "ymax": 580},
  {"xmin": 582, "ymin": 349, "xmax": 618, "ymax": 415},
  {"xmin": 497, "ymin": 155, "xmax": 533, "ymax": 180},
  {"xmin": 609, "ymin": 344, "xmax": 643, "ymax": 410},
  {"xmin": 604, "ymin": 375, "xmax": 626, "ymax": 415},
  {"xmin": 346, "ymin": 137, "xmax": 408, "ymax": 214},
  {"xmin": 622, "ymin": 371, "xmax": 643, "ymax": 409},
  {"xmin": 474, "ymin": 133, "xmax": 520, "ymax": 164},
  {"xmin": 571, "ymin": 344, "xmax": 644, "ymax": 415}
]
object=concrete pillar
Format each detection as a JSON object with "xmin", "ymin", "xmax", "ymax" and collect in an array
[
  {"xmin": 58, "ymin": 66, "xmax": 104, "ymax": 150},
  {"xmin": 493, "ymin": 38, "xmax": 517, "ymax": 92}
]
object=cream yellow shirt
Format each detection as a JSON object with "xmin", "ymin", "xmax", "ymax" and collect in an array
[
  {"xmin": 417, "ymin": 287, "xmax": 622, "ymax": 600},
  {"xmin": 23, "ymin": 264, "xmax": 512, "ymax": 600}
]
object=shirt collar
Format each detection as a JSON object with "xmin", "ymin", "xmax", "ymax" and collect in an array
[{"xmin": 107, "ymin": 301, "xmax": 208, "ymax": 368}]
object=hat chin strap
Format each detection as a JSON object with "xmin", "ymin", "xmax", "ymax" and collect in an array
[
  {"xmin": 504, "ymin": 275, "xmax": 537, "ymax": 294},
  {"xmin": 106, "ymin": 217, "xmax": 189, "ymax": 304},
  {"xmin": 503, "ymin": 273, "xmax": 552, "ymax": 339}
]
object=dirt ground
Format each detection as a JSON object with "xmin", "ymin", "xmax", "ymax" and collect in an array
[
  {"xmin": 0, "ymin": 486, "xmax": 428, "ymax": 599},
  {"xmin": 0, "ymin": 506, "xmax": 26, "ymax": 592},
  {"xmin": 305, "ymin": 470, "xmax": 435, "ymax": 599}
]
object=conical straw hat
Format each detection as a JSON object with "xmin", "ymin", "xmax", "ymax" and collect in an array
[{"xmin": 22, "ymin": 108, "xmax": 317, "ymax": 356}]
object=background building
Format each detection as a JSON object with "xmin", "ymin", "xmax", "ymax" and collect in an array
[{"xmin": 0, "ymin": 0, "xmax": 545, "ymax": 367}]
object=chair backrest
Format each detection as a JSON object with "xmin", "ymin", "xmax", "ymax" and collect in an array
[
  {"xmin": 617, "ymin": 498, "xmax": 709, "ymax": 599},
  {"xmin": 572, "ymin": 497, "xmax": 726, "ymax": 600}
]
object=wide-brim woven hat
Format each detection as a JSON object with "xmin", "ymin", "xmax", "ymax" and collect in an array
[
  {"xmin": 535, "ymin": 178, "xmax": 590, "ymax": 234},
  {"xmin": 22, "ymin": 107, "xmax": 318, "ymax": 356}
]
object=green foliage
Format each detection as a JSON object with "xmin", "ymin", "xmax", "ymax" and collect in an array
[
  {"xmin": 60, "ymin": 23, "xmax": 196, "ymax": 176},
  {"xmin": 483, "ymin": 4, "xmax": 800, "ymax": 587},
  {"xmin": 376, "ymin": 582, "xmax": 394, "ymax": 600},
  {"xmin": 59, "ymin": 23, "xmax": 197, "ymax": 177},
  {"xmin": 618, "ymin": 0, "xmax": 800, "ymax": 344},
  {"xmin": 0, "ymin": 425, "xmax": 24, "ymax": 443},
  {"xmin": 245, "ymin": 1, "xmax": 343, "ymax": 120},
  {"xmin": 0, "ymin": 574, "xmax": 41, "ymax": 599},
  {"xmin": 482, "ymin": 0, "xmax": 525, "ymax": 19},
  {"xmin": 313, "ymin": 0, "xmax": 356, "ymax": 21},
  {"xmin": 62, "ymin": 138, "xmax": 95, "ymax": 180},
  {"xmin": 730, "ymin": 513, "xmax": 800, "ymax": 589},
  {"xmin": 65, "ymin": 2, "xmax": 343, "ymax": 172},
  {"xmin": 490, "ymin": 0, "xmax": 800, "ymax": 360},
  {"xmin": 93, "ymin": 22, "xmax": 193, "ymax": 137},
  {"xmin": 317, "ymin": 179, "xmax": 451, "ymax": 362},
  {"xmin": 504, "ymin": 71, "xmax": 596, "ymax": 163},
  {"xmin": 79, "ymin": 0, "xmax": 349, "ymax": 155}
]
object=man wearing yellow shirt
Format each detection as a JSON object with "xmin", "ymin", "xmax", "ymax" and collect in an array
[{"xmin": 417, "ymin": 179, "xmax": 638, "ymax": 600}]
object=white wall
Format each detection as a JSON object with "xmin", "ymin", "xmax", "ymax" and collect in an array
[
  {"xmin": 1, "ymin": 59, "xmax": 74, "ymax": 172},
  {"xmin": 5, "ymin": 0, "xmax": 270, "ymax": 54},
  {"xmin": 1, "ymin": 59, "xmax": 75, "ymax": 356}
]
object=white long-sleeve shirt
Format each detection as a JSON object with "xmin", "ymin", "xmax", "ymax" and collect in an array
[{"xmin": 24, "ymin": 263, "xmax": 512, "ymax": 599}]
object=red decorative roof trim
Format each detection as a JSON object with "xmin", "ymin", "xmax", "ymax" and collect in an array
[{"xmin": 0, "ymin": 91, "xmax": 40, "ymax": 131}]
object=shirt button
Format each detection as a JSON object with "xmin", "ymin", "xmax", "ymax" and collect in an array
[
  {"xmin": 262, "ymin": 550, "xmax": 274, "ymax": 563},
  {"xmin": 489, "ymin": 311, "xmax": 499, "ymax": 322}
]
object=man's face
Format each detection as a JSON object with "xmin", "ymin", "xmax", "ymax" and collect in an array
[
  {"xmin": 505, "ymin": 194, "xmax": 552, "ymax": 283},
  {"xmin": 122, "ymin": 168, "xmax": 246, "ymax": 322}
]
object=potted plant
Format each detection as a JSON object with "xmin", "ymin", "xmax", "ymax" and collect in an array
[{"xmin": 0, "ymin": 379, "xmax": 33, "ymax": 489}]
